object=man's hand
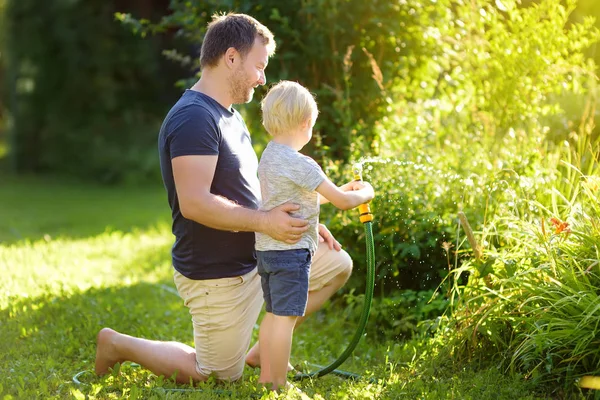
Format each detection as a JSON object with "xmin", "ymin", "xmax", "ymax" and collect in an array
[
  {"xmin": 262, "ymin": 203, "xmax": 309, "ymax": 244},
  {"xmin": 318, "ymin": 224, "xmax": 342, "ymax": 251}
]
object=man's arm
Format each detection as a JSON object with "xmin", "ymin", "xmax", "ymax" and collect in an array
[{"xmin": 172, "ymin": 155, "xmax": 308, "ymax": 243}]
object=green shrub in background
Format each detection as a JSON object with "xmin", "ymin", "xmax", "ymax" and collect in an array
[
  {"xmin": 117, "ymin": 0, "xmax": 417, "ymax": 161},
  {"xmin": 5, "ymin": 0, "xmax": 182, "ymax": 183},
  {"xmin": 376, "ymin": 0, "xmax": 598, "ymax": 159},
  {"xmin": 0, "ymin": 0, "xmax": 7, "ymax": 166},
  {"xmin": 342, "ymin": 288, "xmax": 449, "ymax": 341},
  {"xmin": 319, "ymin": 0, "xmax": 599, "ymax": 294}
]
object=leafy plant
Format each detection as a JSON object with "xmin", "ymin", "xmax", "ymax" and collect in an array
[
  {"xmin": 444, "ymin": 105, "xmax": 600, "ymax": 386},
  {"xmin": 321, "ymin": 0, "xmax": 599, "ymax": 295}
]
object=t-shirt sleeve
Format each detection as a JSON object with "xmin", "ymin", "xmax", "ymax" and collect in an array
[
  {"xmin": 167, "ymin": 106, "xmax": 220, "ymax": 159},
  {"xmin": 288, "ymin": 155, "xmax": 326, "ymax": 191}
]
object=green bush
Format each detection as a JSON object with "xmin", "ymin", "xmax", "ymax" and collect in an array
[
  {"xmin": 342, "ymin": 289, "xmax": 449, "ymax": 341},
  {"xmin": 320, "ymin": 0, "xmax": 599, "ymax": 293},
  {"xmin": 118, "ymin": 0, "xmax": 418, "ymax": 161},
  {"xmin": 6, "ymin": 0, "xmax": 181, "ymax": 183}
]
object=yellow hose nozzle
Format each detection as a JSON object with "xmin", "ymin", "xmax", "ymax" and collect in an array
[
  {"xmin": 357, "ymin": 204, "xmax": 373, "ymax": 223},
  {"xmin": 353, "ymin": 164, "xmax": 373, "ymax": 224}
]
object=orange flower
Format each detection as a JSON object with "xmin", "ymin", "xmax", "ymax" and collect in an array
[{"xmin": 550, "ymin": 217, "xmax": 570, "ymax": 234}]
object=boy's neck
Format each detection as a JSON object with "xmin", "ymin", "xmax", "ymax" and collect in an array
[{"xmin": 272, "ymin": 133, "xmax": 304, "ymax": 151}]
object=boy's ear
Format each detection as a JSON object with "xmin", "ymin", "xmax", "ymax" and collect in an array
[{"xmin": 302, "ymin": 118, "xmax": 313, "ymax": 129}]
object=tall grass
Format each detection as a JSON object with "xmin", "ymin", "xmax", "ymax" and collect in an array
[{"xmin": 445, "ymin": 101, "xmax": 600, "ymax": 389}]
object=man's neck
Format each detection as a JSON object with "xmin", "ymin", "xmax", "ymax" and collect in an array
[{"xmin": 190, "ymin": 72, "xmax": 232, "ymax": 110}]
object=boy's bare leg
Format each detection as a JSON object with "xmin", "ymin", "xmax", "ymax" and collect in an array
[
  {"xmin": 259, "ymin": 313, "xmax": 297, "ymax": 391},
  {"xmin": 257, "ymin": 313, "xmax": 273, "ymax": 384},
  {"xmin": 95, "ymin": 327, "xmax": 205, "ymax": 384},
  {"xmin": 246, "ymin": 266, "xmax": 350, "ymax": 368}
]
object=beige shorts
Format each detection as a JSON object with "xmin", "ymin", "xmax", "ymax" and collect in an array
[{"xmin": 173, "ymin": 241, "xmax": 353, "ymax": 381}]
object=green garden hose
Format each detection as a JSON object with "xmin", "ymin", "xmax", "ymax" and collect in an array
[{"xmin": 293, "ymin": 164, "xmax": 375, "ymax": 381}]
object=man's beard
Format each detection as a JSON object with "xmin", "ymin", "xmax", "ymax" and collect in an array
[{"xmin": 229, "ymin": 66, "xmax": 254, "ymax": 104}]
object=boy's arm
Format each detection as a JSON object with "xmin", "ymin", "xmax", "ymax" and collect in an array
[
  {"xmin": 315, "ymin": 177, "xmax": 374, "ymax": 211},
  {"xmin": 318, "ymin": 181, "xmax": 363, "ymax": 205},
  {"xmin": 172, "ymin": 155, "xmax": 308, "ymax": 243}
]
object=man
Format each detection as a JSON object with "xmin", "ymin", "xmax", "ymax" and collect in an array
[{"xmin": 95, "ymin": 12, "xmax": 354, "ymax": 383}]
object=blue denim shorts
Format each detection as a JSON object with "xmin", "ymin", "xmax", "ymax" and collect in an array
[{"xmin": 256, "ymin": 249, "xmax": 311, "ymax": 317}]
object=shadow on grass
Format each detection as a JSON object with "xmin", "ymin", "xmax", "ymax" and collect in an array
[
  {"xmin": 0, "ymin": 173, "xmax": 170, "ymax": 245},
  {"xmin": 0, "ymin": 278, "xmax": 240, "ymax": 399}
]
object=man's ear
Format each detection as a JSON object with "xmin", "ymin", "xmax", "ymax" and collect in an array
[{"xmin": 223, "ymin": 47, "xmax": 238, "ymax": 69}]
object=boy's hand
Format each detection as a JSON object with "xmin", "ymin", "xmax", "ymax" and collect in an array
[
  {"xmin": 359, "ymin": 181, "xmax": 375, "ymax": 201},
  {"xmin": 340, "ymin": 180, "xmax": 365, "ymax": 192}
]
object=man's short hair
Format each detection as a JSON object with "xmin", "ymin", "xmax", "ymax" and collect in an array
[
  {"xmin": 200, "ymin": 13, "xmax": 276, "ymax": 69},
  {"xmin": 261, "ymin": 81, "xmax": 319, "ymax": 136}
]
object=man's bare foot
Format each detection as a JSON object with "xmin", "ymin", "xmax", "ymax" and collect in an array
[
  {"xmin": 245, "ymin": 343, "xmax": 294, "ymax": 371},
  {"xmin": 245, "ymin": 343, "xmax": 261, "ymax": 368},
  {"xmin": 95, "ymin": 327, "xmax": 124, "ymax": 375}
]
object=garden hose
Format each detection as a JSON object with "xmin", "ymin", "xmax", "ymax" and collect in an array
[{"xmin": 293, "ymin": 164, "xmax": 375, "ymax": 381}]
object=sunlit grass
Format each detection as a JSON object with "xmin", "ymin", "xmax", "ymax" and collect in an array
[{"xmin": 0, "ymin": 174, "xmax": 170, "ymax": 243}]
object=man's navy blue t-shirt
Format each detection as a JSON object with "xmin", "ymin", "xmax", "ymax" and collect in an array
[{"xmin": 158, "ymin": 90, "xmax": 261, "ymax": 280}]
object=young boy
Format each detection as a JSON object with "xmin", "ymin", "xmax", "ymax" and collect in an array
[{"xmin": 255, "ymin": 80, "xmax": 375, "ymax": 391}]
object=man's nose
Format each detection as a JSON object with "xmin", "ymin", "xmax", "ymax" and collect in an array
[{"xmin": 258, "ymin": 71, "xmax": 266, "ymax": 86}]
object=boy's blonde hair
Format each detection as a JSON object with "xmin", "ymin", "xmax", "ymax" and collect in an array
[{"xmin": 261, "ymin": 81, "xmax": 318, "ymax": 136}]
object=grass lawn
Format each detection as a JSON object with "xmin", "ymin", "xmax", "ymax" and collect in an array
[{"xmin": 0, "ymin": 173, "xmax": 547, "ymax": 399}]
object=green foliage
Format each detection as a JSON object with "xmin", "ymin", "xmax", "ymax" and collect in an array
[
  {"xmin": 0, "ymin": 0, "xmax": 8, "ymax": 168},
  {"xmin": 378, "ymin": 0, "xmax": 598, "ymax": 158},
  {"xmin": 118, "ymin": 0, "xmax": 414, "ymax": 161},
  {"xmin": 343, "ymin": 289, "xmax": 449, "ymax": 341},
  {"xmin": 321, "ymin": 159, "xmax": 466, "ymax": 291},
  {"xmin": 5, "ymin": 0, "xmax": 180, "ymax": 183},
  {"xmin": 319, "ymin": 0, "xmax": 599, "ymax": 294},
  {"xmin": 442, "ymin": 114, "xmax": 600, "ymax": 387}
]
